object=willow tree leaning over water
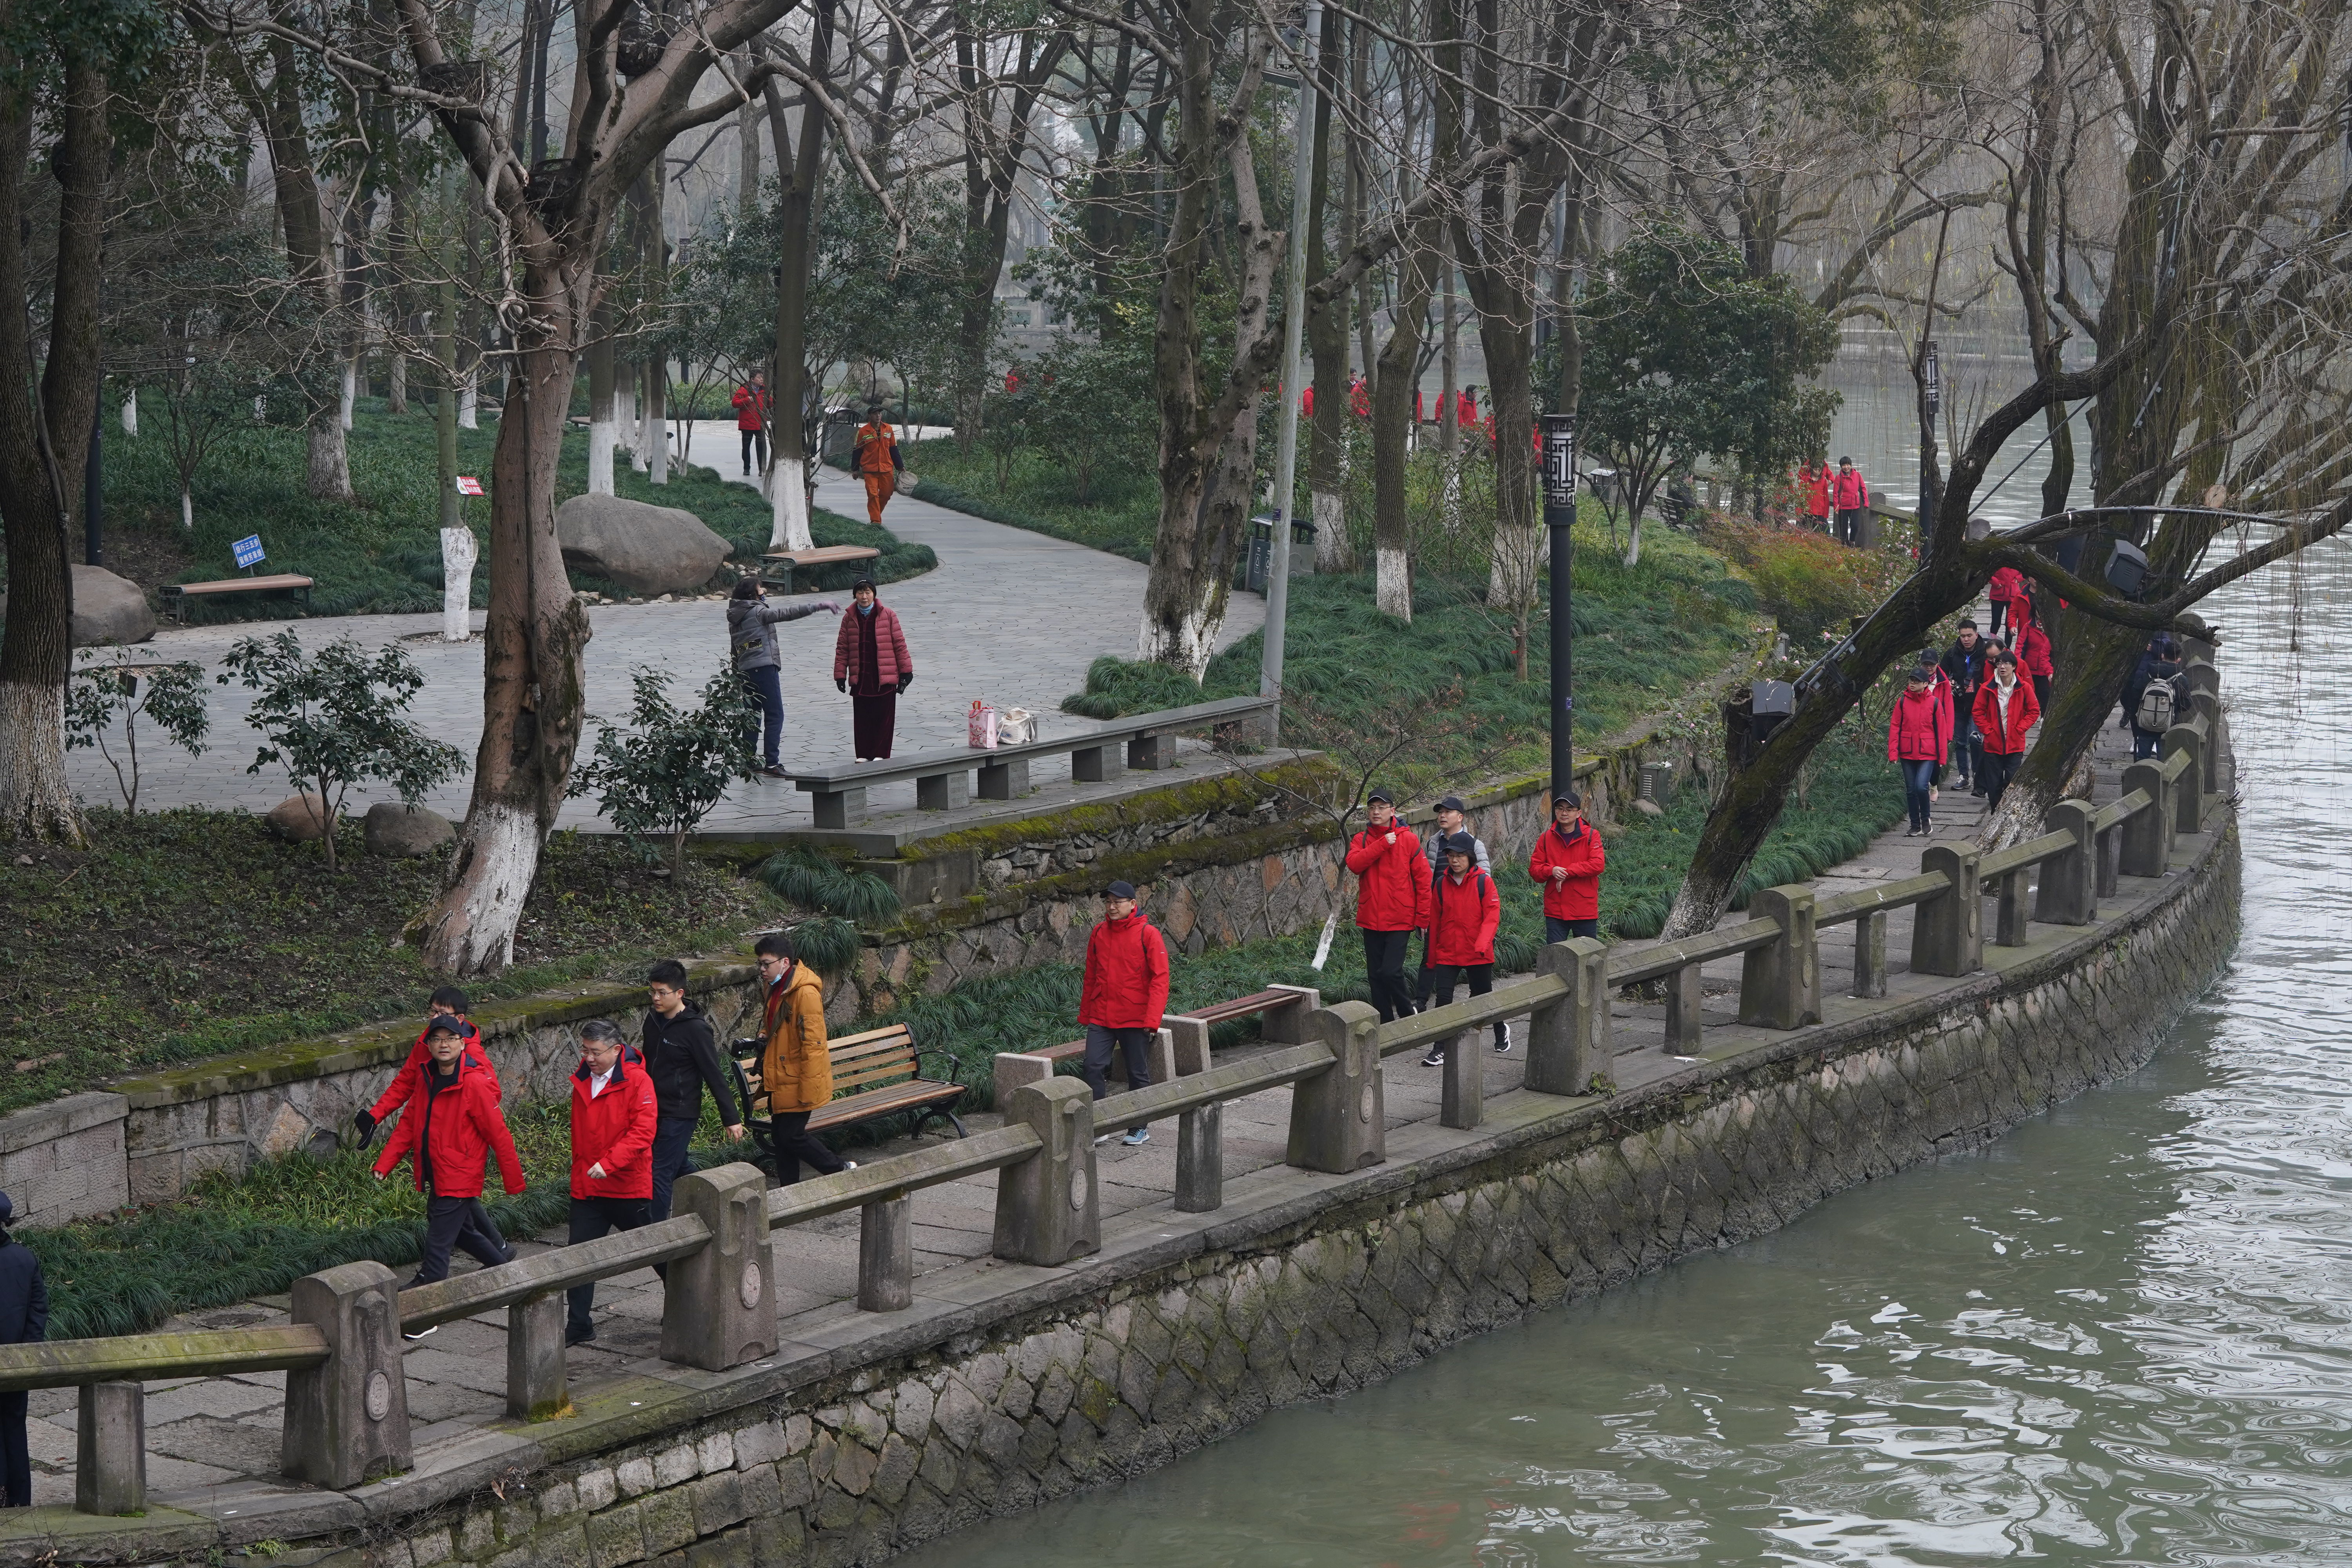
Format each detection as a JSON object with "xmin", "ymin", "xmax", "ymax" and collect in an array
[{"xmin": 1657, "ymin": 0, "xmax": 2352, "ymax": 939}]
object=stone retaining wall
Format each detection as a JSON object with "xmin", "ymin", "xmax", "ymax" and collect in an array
[{"xmin": 219, "ymin": 800, "xmax": 2237, "ymax": 1568}]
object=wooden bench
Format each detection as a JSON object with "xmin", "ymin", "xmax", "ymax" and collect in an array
[
  {"xmin": 762, "ymin": 544, "xmax": 880, "ymax": 592},
  {"xmin": 158, "ymin": 574, "xmax": 315, "ymax": 623},
  {"xmin": 789, "ymin": 693, "xmax": 1278, "ymax": 828},
  {"xmin": 728, "ymin": 1023, "xmax": 969, "ymax": 1172},
  {"xmin": 993, "ymin": 984, "xmax": 1319, "ymax": 1098}
]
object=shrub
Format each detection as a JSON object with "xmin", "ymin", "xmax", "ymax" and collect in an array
[
  {"xmin": 1700, "ymin": 516, "xmax": 1904, "ymax": 645},
  {"xmin": 756, "ymin": 848, "xmax": 904, "ymax": 924},
  {"xmin": 570, "ymin": 664, "xmax": 762, "ymax": 878}
]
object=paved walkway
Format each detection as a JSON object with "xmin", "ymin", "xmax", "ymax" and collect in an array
[{"xmin": 65, "ymin": 439, "xmax": 1262, "ymax": 833}]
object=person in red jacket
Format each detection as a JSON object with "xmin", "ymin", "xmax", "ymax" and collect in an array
[
  {"xmin": 1972, "ymin": 652, "xmax": 2041, "ymax": 808},
  {"xmin": 1799, "ymin": 461, "xmax": 1832, "ymax": 530},
  {"xmin": 731, "ymin": 372, "xmax": 771, "ymax": 477},
  {"xmin": 1888, "ymin": 666, "xmax": 1952, "ymax": 837},
  {"xmin": 2012, "ymin": 596, "xmax": 2055, "ymax": 711},
  {"xmin": 1985, "ymin": 564, "xmax": 2025, "ymax": 640},
  {"xmin": 1831, "ymin": 457, "xmax": 1870, "ymax": 546},
  {"xmin": 1528, "ymin": 789, "xmax": 1606, "ymax": 941},
  {"xmin": 832, "ymin": 579, "xmax": 914, "ymax": 761},
  {"xmin": 1078, "ymin": 880, "xmax": 1170, "ymax": 1148},
  {"xmin": 374, "ymin": 1018, "xmax": 525, "ymax": 1305},
  {"xmin": 1417, "ymin": 833, "xmax": 1505, "ymax": 1067},
  {"xmin": 1346, "ymin": 789, "xmax": 1429, "ymax": 1023},
  {"xmin": 563, "ymin": 1020, "xmax": 657, "ymax": 1345},
  {"xmin": 353, "ymin": 987, "xmax": 497, "ymax": 1145}
]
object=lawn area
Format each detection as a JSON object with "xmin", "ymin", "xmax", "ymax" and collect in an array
[
  {"xmin": 68, "ymin": 402, "xmax": 934, "ymax": 622},
  {"xmin": 888, "ymin": 434, "xmax": 1158, "ymax": 561},
  {"xmin": 0, "ymin": 809, "xmax": 787, "ymax": 1118}
]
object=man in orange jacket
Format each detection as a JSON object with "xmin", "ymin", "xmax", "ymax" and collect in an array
[
  {"xmin": 564, "ymin": 1019, "xmax": 657, "ymax": 1345},
  {"xmin": 852, "ymin": 405, "xmax": 903, "ymax": 525}
]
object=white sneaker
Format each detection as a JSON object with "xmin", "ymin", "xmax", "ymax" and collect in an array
[{"xmin": 1421, "ymin": 1047, "xmax": 1446, "ymax": 1067}]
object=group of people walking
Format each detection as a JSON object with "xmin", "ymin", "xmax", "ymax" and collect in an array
[
  {"xmin": 732, "ymin": 379, "xmax": 907, "ymax": 530},
  {"xmin": 1793, "ymin": 457, "xmax": 1875, "ymax": 545},
  {"xmin": 726, "ymin": 574, "xmax": 915, "ymax": 774}
]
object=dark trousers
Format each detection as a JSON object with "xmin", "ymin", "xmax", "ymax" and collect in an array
[
  {"xmin": 1980, "ymin": 750, "xmax": 2023, "ymax": 809},
  {"xmin": 1546, "ymin": 915, "xmax": 1599, "ymax": 943},
  {"xmin": 0, "ymin": 1391, "xmax": 27, "ymax": 1507},
  {"xmin": 851, "ymin": 691, "xmax": 897, "ymax": 760},
  {"xmin": 2032, "ymin": 672, "xmax": 2052, "ymax": 713},
  {"xmin": 770, "ymin": 1109, "xmax": 848, "ymax": 1184},
  {"xmin": 410, "ymin": 1194, "xmax": 509, "ymax": 1287},
  {"xmin": 566, "ymin": 1196, "xmax": 651, "ymax": 1333},
  {"xmin": 2132, "ymin": 726, "xmax": 2163, "ymax": 759},
  {"xmin": 649, "ymin": 1121, "xmax": 697, "ymax": 1222},
  {"xmin": 1900, "ymin": 758, "xmax": 1938, "ymax": 829},
  {"xmin": 1988, "ymin": 600, "xmax": 2009, "ymax": 637},
  {"xmin": 1425, "ymin": 962, "xmax": 1505, "ymax": 1046},
  {"xmin": 1361, "ymin": 928, "xmax": 1414, "ymax": 1022},
  {"xmin": 741, "ymin": 665, "xmax": 785, "ymax": 768},
  {"xmin": 1081, "ymin": 1025, "xmax": 1155, "ymax": 1104},
  {"xmin": 1835, "ymin": 507, "xmax": 1865, "ymax": 545},
  {"xmin": 1949, "ymin": 711, "xmax": 1977, "ymax": 780},
  {"xmin": 740, "ymin": 427, "xmax": 767, "ymax": 473}
]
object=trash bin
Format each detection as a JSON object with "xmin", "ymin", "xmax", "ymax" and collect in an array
[{"xmin": 1246, "ymin": 515, "xmax": 1276, "ymax": 595}]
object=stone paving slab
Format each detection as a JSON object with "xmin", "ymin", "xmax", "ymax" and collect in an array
[{"xmin": 64, "ymin": 448, "xmax": 1264, "ymax": 835}]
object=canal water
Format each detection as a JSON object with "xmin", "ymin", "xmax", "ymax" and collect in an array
[{"xmin": 895, "ymin": 546, "xmax": 2350, "ymax": 1566}]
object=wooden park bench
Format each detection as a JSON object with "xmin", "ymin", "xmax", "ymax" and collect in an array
[
  {"xmin": 762, "ymin": 544, "xmax": 881, "ymax": 592},
  {"xmin": 158, "ymin": 573, "xmax": 314, "ymax": 624},
  {"xmin": 728, "ymin": 1022, "xmax": 969, "ymax": 1173},
  {"xmin": 993, "ymin": 984, "xmax": 1319, "ymax": 1099},
  {"xmin": 788, "ymin": 693, "xmax": 1278, "ymax": 828}
]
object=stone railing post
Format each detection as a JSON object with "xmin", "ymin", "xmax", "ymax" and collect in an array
[
  {"xmin": 2096, "ymin": 822, "xmax": 2122, "ymax": 898},
  {"xmin": 282, "ymin": 1260, "xmax": 409, "ymax": 1489},
  {"xmin": 1175, "ymin": 1104, "xmax": 1222, "ymax": 1212},
  {"xmin": 660, "ymin": 1163, "xmax": 777, "ymax": 1369},
  {"xmin": 2190, "ymin": 690, "xmax": 2222, "ymax": 791},
  {"xmin": 1911, "ymin": 844, "xmax": 1982, "ymax": 977},
  {"xmin": 858, "ymin": 1192, "xmax": 913, "ymax": 1312},
  {"xmin": 1165, "ymin": 1016, "xmax": 1213, "ymax": 1076},
  {"xmin": 2119, "ymin": 759, "xmax": 2170, "ymax": 876},
  {"xmin": 76, "ymin": 1382, "xmax": 144, "ymax": 1516},
  {"xmin": 1287, "ymin": 1003, "xmax": 1385, "ymax": 1172},
  {"xmin": 1526, "ymin": 937, "xmax": 1609, "ymax": 1094},
  {"xmin": 991, "ymin": 1076, "xmax": 1101, "ymax": 1265},
  {"xmin": 1440, "ymin": 1027, "xmax": 1483, "ymax": 1131},
  {"xmin": 1852, "ymin": 910, "xmax": 1888, "ymax": 999},
  {"xmin": 1737, "ymin": 886, "xmax": 1819, "ymax": 1029},
  {"xmin": 507, "ymin": 1292, "xmax": 567, "ymax": 1420},
  {"xmin": 1261, "ymin": 984, "xmax": 1321, "ymax": 1044},
  {"xmin": 2034, "ymin": 799, "xmax": 2098, "ymax": 924},
  {"xmin": 1664, "ymin": 963, "xmax": 1703, "ymax": 1054},
  {"xmin": 2163, "ymin": 723, "xmax": 2205, "ymax": 832}
]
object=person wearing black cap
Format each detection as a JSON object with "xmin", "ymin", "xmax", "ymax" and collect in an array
[
  {"xmin": 0, "ymin": 1192, "xmax": 45, "ymax": 1507},
  {"xmin": 373, "ymin": 1018, "xmax": 525, "ymax": 1311},
  {"xmin": 832, "ymin": 578, "xmax": 913, "ymax": 761},
  {"xmin": 1528, "ymin": 789, "xmax": 1605, "ymax": 941},
  {"xmin": 1078, "ymin": 882, "xmax": 1169, "ymax": 1147},
  {"xmin": 1418, "ymin": 833, "xmax": 1505, "ymax": 1066},
  {"xmin": 1347, "ymin": 790, "xmax": 1430, "ymax": 1023},
  {"xmin": 354, "ymin": 987, "xmax": 498, "ymax": 1145}
]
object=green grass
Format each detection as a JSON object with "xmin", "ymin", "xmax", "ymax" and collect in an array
[
  {"xmin": 0, "ymin": 810, "xmax": 787, "ymax": 1116},
  {"xmin": 75, "ymin": 401, "xmax": 933, "ymax": 623},
  {"xmin": 885, "ymin": 437, "xmax": 1159, "ymax": 561}
]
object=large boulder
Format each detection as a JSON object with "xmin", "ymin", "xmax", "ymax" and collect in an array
[
  {"xmin": 364, "ymin": 801, "xmax": 455, "ymax": 857},
  {"xmin": 555, "ymin": 494, "xmax": 730, "ymax": 595},
  {"xmin": 265, "ymin": 792, "xmax": 334, "ymax": 842},
  {"xmin": 0, "ymin": 565, "xmax": 156, "ymax": 646}
]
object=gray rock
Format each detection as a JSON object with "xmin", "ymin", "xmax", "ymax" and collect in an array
[
  {"xmin": 0, "ymin": 565, "xmax": 157, "ymax": 646},
  {"xmin": 364, "ymin": 800, "xmax": 456, "ymax": 857},
  {"xmin": 265, "ymin": 792, "xmax": 334, "ymax": 841},
  {"xmin": 555, "ymin": 494, "xmax": 731, "ymax": 595}
]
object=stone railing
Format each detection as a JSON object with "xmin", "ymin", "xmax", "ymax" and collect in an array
[{"xmin": 0, "ymin": 659, "xmax": 2225, "ymax": 1520}]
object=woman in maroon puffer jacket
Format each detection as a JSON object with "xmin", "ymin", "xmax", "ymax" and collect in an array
[{"xmin": 833, "ymin": 579, "xmax": 914, "ymax": 760}]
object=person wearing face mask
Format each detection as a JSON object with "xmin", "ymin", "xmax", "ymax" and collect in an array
[
  {"xmin": 1347, "ymin": 789, "xmax": 1430, "ymax": 1023},
  {"xmin": 1971, "ymin": 651, "xmax": 2041, "ymax": 808},
  {"xmin": 832, "ymin": 578, "xmax": 914, "ymax": 761}
]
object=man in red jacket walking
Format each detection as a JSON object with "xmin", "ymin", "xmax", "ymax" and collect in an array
[
  {"xmin": 374, "ymin": 1018, "xmax": 525, "ymax": 1311},
  {"xmin": 1078, "ymin": 880, "xmax": 1170, "ymax": 1148},
  {"xmin": 1528, "ymin": 789, "xmax": 1606, "ymax": 942},
  {"xmin": 1347, "ymin": 789, "xmax": 1430, "ymax": 1023},
  {"xmin": 732, "ymin": 372, "xmax": 770, "ymax": 477},
  {"xmin": 564, "ymin": 1020, "xmax": 658, "ymax": 1345},
  {"xmin": 354, "ymin": 986, "xmax": 498, "ymax": 1145}
]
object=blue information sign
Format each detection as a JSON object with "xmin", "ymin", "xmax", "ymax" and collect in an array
[{"xmin": 232, "ymin": 535, "xmax": 266, "ymax": 569}]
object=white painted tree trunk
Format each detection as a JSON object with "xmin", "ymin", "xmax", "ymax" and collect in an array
[
  {"xmin": 120, "ymin": 392, "xmax": 136, "ymax": 436},
  {"xmin": 423, "ymin": 799, "xmax": 537, "ymax": 972},
  {"xmin": 769, "ymin": 455, "xmax": 813, "ymax": 549},
  {"xmin": 1376, "ymin": 545, "xmax": 1413, "ymax": 619},
  {"xmin": 441, "ymin": 526, "xmax": 478, "ymax": 642},
  {"xmin": 180, "ymin": 489, "xmax": 192, "ymax": 530},
  {"xmin": 615, "ymin": 385, "xmax": 635, "ymax": 456},
  {"xmin": 1134, "ymin": 594, "xmax": 1220, "ymax": 682},
  {"xmin": 458, "ymin": 376, "xmax": 478, "ymax": 430},
  {"xmin": 1489, "ymin": 519, "xmax": 1541, "ymax": 610},
  {"xmin": 339, "ymin": 360, "xmax": 356, "ymax": 430},
  {"xmin": 649, "ymin": 416, "xmax": 668, "ymax": 485},
  {"xmin": 587, "ymin": 417, "xmax": 615, "ymax": 495},
  {"xmin": 0, "ymin": 681, "xmax": 83, "ymax": 844}
]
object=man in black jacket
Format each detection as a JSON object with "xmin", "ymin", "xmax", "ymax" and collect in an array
[
  {"xmin": 1940, "ymin": 621, "xmax": 1992, "ymax": 792},
  {"xmin": 0, "ymin": 1192, "xmax": 48, "ymax": 1507},
  {"xmin": 641, "ymin": 960, "xmax": 746, "ymax": 1220}
]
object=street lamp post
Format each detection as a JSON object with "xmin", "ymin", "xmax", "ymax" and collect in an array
[
  {"xmin": 1542, "ymin": 414, "xmax": 1577, "ymax": 793},
  {"xmin": 1258, "ymin": 0, "xmax": 1321, "ymax": 746}
]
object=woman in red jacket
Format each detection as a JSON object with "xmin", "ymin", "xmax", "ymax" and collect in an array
[
  {"xmin": 832, "ymin": 579, "xmax": 914, "ymax": 760},
  {"xmin": 1986, "ymin": 565, "xmax": 2026, "ymax": 639},
  {"xmin": 374, "ymin": 1019, "xmax": 526, "ymax": 1294},
  {"xmin": 1830, "ymin": 457, "xmax": 1870, "ymax": 546},
  {"xmin": 2012, "ymin": 596, "xmax": 2055, "ymax": 711},
  {"xmin": 1887, "ymin": 666, "xmax": 1952, "ymax": 837},
  {"xmin": 1417, "ymin": 833, "xmax": 1506, "ymax": 1065},
  {"xmin": 1346, "ymin": 789, "xmax": 1429, "ymax": 1023},
  {"xmin": 564, "ymin": 1019, "xmax": 657, "ymax": 1344},
  {"xmin": 1527, "ymin": 789, "xmax": 1606, "ymax": 941},
  {"xmin": 1971, "ymin": 652, "xmax": 2041, "ymax": 809}
]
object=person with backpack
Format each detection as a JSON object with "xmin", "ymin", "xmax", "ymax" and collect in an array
[
  {"xmin": 1077, "ymin": 882, "xmax": 1171, "ymax": 1147},
  {"xmin": 1347, "ymin": 789, "xmax": 1430, "ymax": 1023},
  {"xmin": 1831, "ymin": 457, "xmax": 1870, "ymax": 545},
  {"xmin": 2013, "ymin": 593, "xmax": 2056, "ymax": 711},
  {"xmin": 1417, "ymin": 834, "xmax": 1504, "ymax": 1067},
  {"xmin": 1940, "ymin": 621, "xmax": 1991, "ymax": 792},
  {"xmin": 1413, "ymin": 795, "xmax": 1506, "ymax": 1044},
  {"xmin": 1972, "ymin": 651, "xmax": 2041, "ymax": 808},
  {"xmin": 642, "ymin": 959, "xmax": 747, "ymax": 1220},
  {"xmin": 1888, "ymin": 666, "xmax": 1953, "ymax": 837},
  {"xmin": 2124, "ymin": 636, "xmax": 2185, "ymax": 759}
]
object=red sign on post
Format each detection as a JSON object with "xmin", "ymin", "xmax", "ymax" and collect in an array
[{"xmin": 455, "ymin": 476, "xmax": 485, "ymax": 496}]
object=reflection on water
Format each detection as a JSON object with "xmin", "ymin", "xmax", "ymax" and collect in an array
[{"xmin": 891, "ymin": 543, "xmax": 2352, "ymax": 1567}]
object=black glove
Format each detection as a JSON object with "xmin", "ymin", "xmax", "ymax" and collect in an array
[
  {"xmin": 836, "ymin": 678, "xmax": 848, "ymax": 693},
  {"xmin": 353, "ymin": 1108, "xmax": 376, "ymax": 1143},
  {"xmin": 897, "ymin": 674, "xmax": 913, "ymax": 693}
]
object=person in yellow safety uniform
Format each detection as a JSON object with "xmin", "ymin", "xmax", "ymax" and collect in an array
[{"xmin": 851, "ymin": 406, "xmax": 903, "ymax": 525}]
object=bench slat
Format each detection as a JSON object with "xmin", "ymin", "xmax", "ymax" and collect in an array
[
  {"xmin": 809, "ymin": 1082, "xmax": 964, "ymax": 1131},
  {"xmin": 165, "ymin": 573, "xmax": 316, "ymax": 596}
]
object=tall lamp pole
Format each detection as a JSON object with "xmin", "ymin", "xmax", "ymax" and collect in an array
[
  {"xmin": 1258, "ymin": 0, "xmax": 1321, "ymax": 746},
  {"xmin": 1542, "ymin": 414, "xmax": 1577, "ymax": 793}
]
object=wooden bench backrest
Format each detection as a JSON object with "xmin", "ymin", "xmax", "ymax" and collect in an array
[{"xmin": 736, "ymin": 1023, "xmax": 916, "ymax": 1111}]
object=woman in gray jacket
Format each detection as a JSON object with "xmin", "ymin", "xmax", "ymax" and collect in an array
[{"xmin": 728, "ymin": 579, "xmax": 838, "ymax": 777}]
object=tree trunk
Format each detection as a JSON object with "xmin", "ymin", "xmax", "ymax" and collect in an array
[
  {"xmin": 1303, "ymin": 8, "xmax": 1353, "ymax": 574},
  {"xmin": 586, "ymin": 310, "xmax": 616, "ymax": 495},
  {"xmin": 762, "ymin": 9, "xmax": 830, "ymax": 551},
  {"xmin": 309, "ymin": 413, "xmax": 354, "ymax": 500},
  {"xmin": 411, "ymin": 270, "xmax": 594, "ymax": 973},
  {"xmin": 1372, "ymin": 228, "xmax": 1442, "ymax": 619}
]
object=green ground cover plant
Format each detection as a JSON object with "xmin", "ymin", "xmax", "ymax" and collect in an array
[
  {"xmin": 0, "ymin": 809, "xmax": 785, "ymax": 1116},
  {"xmin": 884, "ymin": 436, "xmax": 1159, "ymax": 561},
  {"xmin": 63, "ymin": 402, "xmax": 931, "ymax": 622}
]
